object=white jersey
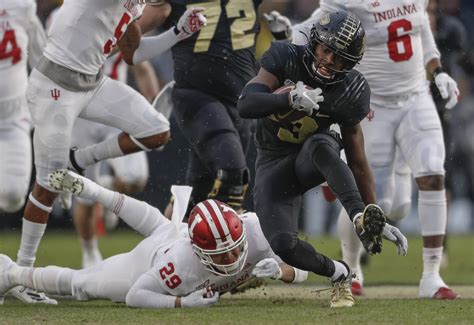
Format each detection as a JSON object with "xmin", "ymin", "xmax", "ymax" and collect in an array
[
  {"xmin": 151, "ymin": 213, "xmax": 278, "ymax": 296},
  {"xmin": 44, "ymin": 0, "xmax": 144, "ymax": 75},
  {"xmin": 295, "ymin": 0, "xmax": 439, "ymax": 98},
  {"xmin": 0, "ymin": 0, "xmax": 46, "ymax": 101},
  {"xmin": 46, "ymin": 7, "xmax": 129, "ymax": 85}
]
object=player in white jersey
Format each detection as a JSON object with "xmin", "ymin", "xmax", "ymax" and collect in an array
[
  {"xmin": 264, "ymin": 0, "xmax": 459, "ymax": 299},
  {"xmin": 0, "ymin": 0, "xmax": 46, "ymax": 213},
  {"xmin": 0, "ymin": 169, "xmax": 315, "ymax": 308},
  {"xmin": 14, "ymin": 0, "xmax": 206, "ymax": 304},
  {"xmin": 46, "ymin": 5, "xmax": 158, "ymax": 269}
]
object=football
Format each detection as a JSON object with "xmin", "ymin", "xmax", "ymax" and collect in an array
[{"xmin": 272, "ymin": 84, "xmax": 314, "ymax": 121}]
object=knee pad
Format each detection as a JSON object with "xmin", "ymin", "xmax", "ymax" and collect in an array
[
  {"xmin": 207, "ymin": 168, "xmax": 250, "ymax": 212},
  {"xmin": 0, "ymin": 191, "xmax": 26, "ymax": 213},
  {"xmin": 269, "ymin": 232, "xmax": 297, "ymax": 257},
  {"xmin": 418, "ymin": 190, "xmax": 447, "ymax": 236}
]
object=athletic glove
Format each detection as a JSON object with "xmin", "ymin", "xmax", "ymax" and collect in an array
[
  {"xmin": 382, "ymin": 223, "xmax": 408, "ymax": 256},
  {"xmin": 252, "ymin": 258, "xmax": 282, "ymax": 280},
  {"xmin": 263, "ymin": 11, "xmax": 292, "ymax": 41},
  {"xmin": 176, "ymin": 7, "xmax": 207, "ymax": 40},
  {"xmin": 434, "ymin": 71, "xmax": 459, "ymax": 109},
  {"xmin": 289, "ymin": 81, "xmax": 324, "ymax": 116},
  {"xmin": 181, "ymin": 287, "xmax": 219, "ymax": 308}
]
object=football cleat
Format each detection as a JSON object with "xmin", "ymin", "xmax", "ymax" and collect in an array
[
  {"xmin": 330, "ymin": 261, "xmax": 355, "ymax": 308},
  {"xmin": 0, "ymin": 254, "xmax": 16, "ymax": 305},
  {"xmin": 433, "ymin": 287, "xmax": 459, "ymax": 300},
  {"xmin": 9, "ymin": 286, "xmax": 58, "ymax": 305},
  {"xmin": 354, "ymin": 204, "xmax": 386, "ymax": 255},
  {"xmin": 351, "ymin": 280, "xmax": 363, "ymax": 296},
  {"xmin": 49, "ymin": 169, "xmax": 84, "ymax": 195},
  {"xmin": 419, "ymin": 274, "xmax": 459, "ymax": 299},
  {"xmin": 68, "ymin": 147, "xmax": 85, "ymax": 175}
]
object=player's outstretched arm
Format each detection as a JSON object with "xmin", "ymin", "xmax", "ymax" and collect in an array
[
  {"xmin": 251, "ymin": 258, "xmax": 308, "ymax": 284},
  {"xmin": 124, "ymin": 7, "xmax": 207, "ymax": 65},
  {"xmin": 126, "ymin": 271, "xmax": 219, "ymax": 309},
  {"xmin": 49, "ymin": 169, "xmax": 166, "ymax": 237}
]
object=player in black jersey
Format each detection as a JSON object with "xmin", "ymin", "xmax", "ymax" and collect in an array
[
  {"xmin": 237, "ymin": 11, "xmax": 408, "ymax": 305},
  {"xmin": 153, "ymin": 0, "xmax": 262, "ymax": 214}
]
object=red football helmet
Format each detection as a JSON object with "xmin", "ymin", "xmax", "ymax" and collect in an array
[{"xmin": 188, "ymin": 199, "xmax": 248, "ymax": 276}]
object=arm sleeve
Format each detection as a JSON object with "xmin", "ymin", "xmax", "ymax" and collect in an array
[
  {"xmin": 421, "ymin": 5, "xmax": 440, "ymax": 65},
  {"xmin": 25, "ymin": 5, "xmax": 47, "ymax": 69},
  {"xmin": 126, "ymin": 270, "xmax": 177, "ymax": 309},
  {"xmin": 237, "ymin": 82, "xmax": 291, "ymax": 119},
  {"xmin": 132, "ymin": 28, "xmax": 180, "ymax": 65}
]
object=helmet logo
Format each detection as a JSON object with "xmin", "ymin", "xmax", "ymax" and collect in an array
[
  {"xmin": 320, "ymin": 13, "xmax": 331, "ymax": 26},
  {"xmin": 334, "ymin": 13, "xmax": 360, "ymax": 50}
]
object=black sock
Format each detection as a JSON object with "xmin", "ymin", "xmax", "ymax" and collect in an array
[{"xmin": 277, "ymin": 239, "xmax": 335, "ymax": 277}]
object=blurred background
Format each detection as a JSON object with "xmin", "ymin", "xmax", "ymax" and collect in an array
[{"xmin": 0, "ymin": 0, "xmax": 473, "ymax": 241}]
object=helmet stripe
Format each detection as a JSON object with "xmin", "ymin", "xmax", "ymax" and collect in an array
[
  {"xmin": 207, "ymin": 200, "xmax": 232, "ymax": 242},
  {"xmin": 196, "ymin": 202, "xmax": 225, "ymax": 245}
]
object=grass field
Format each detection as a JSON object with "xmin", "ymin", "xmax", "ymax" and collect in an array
[{"xmin": 0, "ymin": 230, "xmax": 473, "ymax": 324}]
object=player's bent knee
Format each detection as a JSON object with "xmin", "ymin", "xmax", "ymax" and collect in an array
[
  {"xmin": 387, "ymin": 202, "xmax": 411, "ymax": 222},
  {"xmin": 208, "ymin": 168, "xmax": 249, "ymax": 212},
  {"xmin": 0, "ymin": 192, "xmax": 26, "ymax": 213},
  {"xmin": 269, "ymin": 233, "xmax": 297, "ymax": 257},
  {"xmin": 134, "ymin": 130, "xmax": 170, "ymax": 151}
]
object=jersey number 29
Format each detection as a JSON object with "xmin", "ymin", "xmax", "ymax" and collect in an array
[{"xmin": 159, "ymin": 262, "xmax": 182, "ymax": 289}]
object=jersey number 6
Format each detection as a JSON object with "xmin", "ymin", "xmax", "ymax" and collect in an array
[
  {"xmin": 159, "ymin": 262, "xmax": 183, "ymax": 289},
  {"xmin": 387, "ymin": 19, "xmax": 413, "ymax": 62}
]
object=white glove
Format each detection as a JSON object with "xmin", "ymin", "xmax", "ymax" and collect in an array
[
  {"xmin": 382, "ymin": 223, "xmax": 408, "ymax": 256},
  {"xmin": 263, "ymin": 11, "xmax": 292, "ymax": 41},
  {"xmin": 252, "ymin": 258, "xmax": 282, "ymax": 279},
  {"xmin": 176, "ymin": 7, "xmax": 207, "ymax": 40},
  {"xmin": 289, "ymin": 81, "xmax": 324, "ymax": 115},
  {"xmin": 181, "ymin": 287, "xmax": 219, "ymax": 308},
  {"xmin": 434, "ymin": 72, "xmax": 460, "ymax": 109}
]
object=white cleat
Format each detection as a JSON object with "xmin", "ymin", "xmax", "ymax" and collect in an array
[
  {"xmin": 9, "ymin": 286, "xmax": 58, "ymax": 305},
  {"xmin": 49, "ymin": 169, "xmax": 84, "ymax": 195},
  {"xmin": 419, "ymin": 274, "xmax": 459, "ymax": 299},
  {"xmin": 0, "ymin": 254, "xmax": 16, "ymax": 305}
]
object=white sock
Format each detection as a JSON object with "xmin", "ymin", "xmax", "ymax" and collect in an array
[
  {"xmin": 422, "ymin": 246, "xmax": 443, "ymax": 276},
  {"xmin": 75, "ymin": 136, "xmax": 123, "ymax": 168},
  {"xmin": 418, "ymin": 190, "xmax": 447, "ymax": 236},
  {"xmin": 16, "ymin": 219, "xmax": 47, "ymax": 267},
  {"xmin": 337, "ymin": 208, "xmax": 363, "ymax": 275},
  {"xmin": 10, "ymin": 265, "xmax": 73, "ymax": 296},
  {"xmin": 79, "ymin": 177, "xmax": 162, "ymax": 236},
  {"xmin": 331, "ymin": 260, "xmax": 349, "ymax": 282},
  {"xmin": 80, "ymin": 237, "xmax": 100, "ymax": 257}
]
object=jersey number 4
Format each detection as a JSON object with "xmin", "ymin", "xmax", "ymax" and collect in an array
[
  {"xmin": 159, "ymin": 262, "xmax": 182, "ymax": 289},
  {"xmin": 387, "ymin": 19, "xmax": 413, "ymax": 62},
  {"xmin": 0, "ymin": 30, "xmax": 21, "ymax": 64}
]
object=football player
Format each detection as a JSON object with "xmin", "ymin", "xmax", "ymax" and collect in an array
[
  {"xmin": 0, "ymin": 0, "xmax": 45, "ymax": 213},
  {"xmin": 264, "ymin": 1, "xmax": 460, "ymax": 299},
  {"xmin": 14, "ymin": 0, "xmax": 206, "ymax": 304},
  {"xmin": 0, "ymin": 169, "xmax": 311, "ymax": 308},
  {"xmin": 45, "ymin": 4, "xmax": 159, "ymax": 269},
  {"xmin": 147, "ymin": 0, "xmax": 264, "ymax": 216},
  {"xmin": 237, "ymin": 11, "xmax": 408, "ymax": 308}
]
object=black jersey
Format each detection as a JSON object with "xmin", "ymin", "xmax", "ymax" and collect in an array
[
  {"xmin": 163, "ymin": 0, "xmax": 262, "ymax": 104},
  {"xmin": 255, "ymin": 41, "xmax": 370, "ymax": 152}
]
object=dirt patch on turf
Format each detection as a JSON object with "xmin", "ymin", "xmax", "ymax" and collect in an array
[{"xmin": 224, "ymin": 285, "xmax": 474, "ymax": 300}]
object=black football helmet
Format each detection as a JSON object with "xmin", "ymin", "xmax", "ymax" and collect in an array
[{"xmin": 303, "ymin": 10, "xmax": 366, "ymax": 84}]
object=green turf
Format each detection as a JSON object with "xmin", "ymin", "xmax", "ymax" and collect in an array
[{"xmin": 0, "ymin": 230, "xmax": 473, "ymax": 323}]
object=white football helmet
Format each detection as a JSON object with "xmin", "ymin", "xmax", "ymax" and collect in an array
[{"xmin": 188, "ymin": 199, "xmax": 248, "ymax": 276}]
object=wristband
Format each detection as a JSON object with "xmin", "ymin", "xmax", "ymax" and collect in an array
[
  {"xmin": 432, "ymin": 66, "xmax": 445, "ymax": 79},
  {"xmin": 291, "ymin": 267, "xmax": 308, "ymax": 283}
]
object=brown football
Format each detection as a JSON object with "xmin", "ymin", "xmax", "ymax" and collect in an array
[{"xmin": 272, "ymin": 84, "xmax": 313, "ymax": 121}]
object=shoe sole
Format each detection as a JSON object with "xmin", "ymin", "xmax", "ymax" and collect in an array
[{"xmin": 362, "ymin": 204, "xmax": 386, "ymax": 252}]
